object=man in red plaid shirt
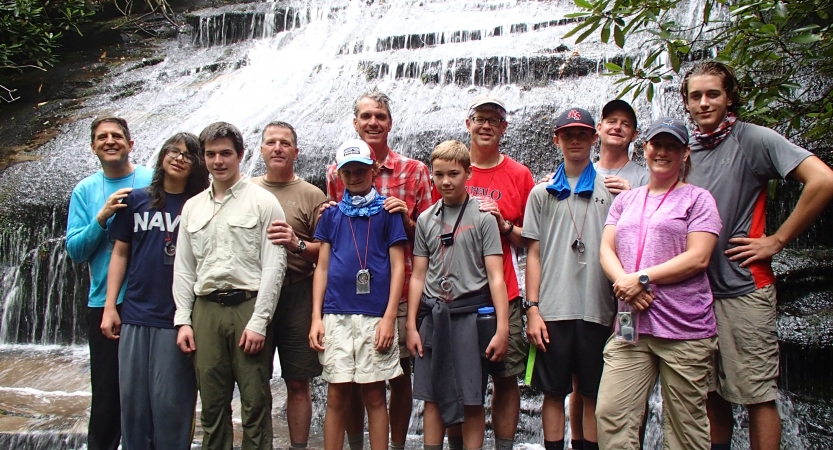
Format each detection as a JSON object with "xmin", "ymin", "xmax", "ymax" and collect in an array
[{"xmin": 326, "ymin": 89, "xmax": 432, "ymax": 450}]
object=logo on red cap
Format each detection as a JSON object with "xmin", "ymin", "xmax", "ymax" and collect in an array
[{"xmin": 567, "ymin": 109, "xmax": 582, "ymax": 121}]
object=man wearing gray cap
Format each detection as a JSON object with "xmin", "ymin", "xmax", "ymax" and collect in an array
[{"xmin": 454, "ymin": 93, "xmax": 535, "ymax": 450}]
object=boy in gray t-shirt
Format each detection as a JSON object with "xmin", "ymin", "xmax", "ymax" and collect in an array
[
  {"xmin": 406, "ymin": 140, "xmax": 508, "ymax": 450},
  {"xmin": 523, "ymin": 108, "xmax": 614, "ymax": 450}
]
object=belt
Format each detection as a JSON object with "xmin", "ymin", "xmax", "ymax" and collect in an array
[{"xmin": 203, "ymin": 290, "xmax": 258, "ymax": 306}]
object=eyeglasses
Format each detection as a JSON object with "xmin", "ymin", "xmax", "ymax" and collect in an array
[
  {"xmin": 470, "ymin": 116, "xmax": 505, "ymax": 127},
  {"xmin": 165, "ymin": 148, "xmax": 195, "ymax": 164}
]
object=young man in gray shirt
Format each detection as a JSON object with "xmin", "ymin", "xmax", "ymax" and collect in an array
[{"xmin": 682, "ymin": 62, "xmax": 833, "ymax": 450}]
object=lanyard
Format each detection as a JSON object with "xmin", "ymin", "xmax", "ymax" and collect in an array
[
  {"xmin": 348, "ymin": 215, "xmax": 372, "ymax": 271},
  {"xmin": 161, "ymin": 200, "xmax": 185, "ymax": 243},
  {"xmin": 438, "ymin": 195, "xmax": 469, "ymax": 301},
  {"xmin": 634, "ymin": 182, "xmax": 678, "ymax": 270},
  {"xmin": 440, "ymin": 194, "xmax": 470, "ymax": 242}
]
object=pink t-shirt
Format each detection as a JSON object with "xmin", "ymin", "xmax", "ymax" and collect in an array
[{"xmin": 605, "ymin": 183, "xmax": 722, "ymax": 340}]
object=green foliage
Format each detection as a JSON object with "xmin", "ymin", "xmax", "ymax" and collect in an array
[
  {"xmin": 567, "ymin": 0, "xmax": 833, "ymax": 146},
  {"xmin": 0, "ymin": 0, "xmax": 95, "ymax": 70}
]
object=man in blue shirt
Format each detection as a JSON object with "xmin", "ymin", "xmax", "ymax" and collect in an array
[{"xmin": 65, "ymin": 116, "xmax": 153, "ymax": 450}]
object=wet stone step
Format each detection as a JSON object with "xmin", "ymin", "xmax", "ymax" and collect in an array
[
  {"xmin": 359, "ymin": 54, "xmax": 622, "ymax": 87},
  {"xmin": 773, "ymin": 249, "xmax": 833, "ymax": 302},
  {"xmin": 185, "ymin": 7, "xmax": 302, "ymax": 47},
  {"xmin": 374, "ymin": 17, "xmax": 583, "ymax": 52}
]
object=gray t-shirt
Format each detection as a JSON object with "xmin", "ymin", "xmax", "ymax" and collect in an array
[
  {"xmin": 414, "ymin": 197, "xmax": 502, "ymax": 300},
  {"xmin": 595, "ymin": 160, "xmax": 650, "ymax": 191},
  {"xmin": 522, "ymin": 174, "xmax": 616, "ymax": 326},
  {"xmin": 688, "ymin": 121, "xmax": 812, "ymax": 298}
]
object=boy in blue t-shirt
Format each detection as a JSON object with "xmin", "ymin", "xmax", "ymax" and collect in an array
[
  {"xmin": 406, "ymin": 140, "xmax": 509, "ymax": 450},
  {"xmin": 101, "ymin": 132, "xmax": 209, "ymax": 449},
  {"xmin": 310, "ymin": 138, "xmax": 407, "ymax": 450}
]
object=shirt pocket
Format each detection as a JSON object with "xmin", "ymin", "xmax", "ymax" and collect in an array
[
  {"xmin": 186, "ymin": 217, "xmax": 212, "ymax": 260},
  {"xmin": 378, "ymin": 179, "xmax": 407, "ymax": 197},
  {"xmin": 227, "ymin": 214, "xmax": 259, "ymax": 256}
]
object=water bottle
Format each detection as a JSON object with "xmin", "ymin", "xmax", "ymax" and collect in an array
[{"xmin": 477, "ymin": 306, "xmax": 497, "ymax": 357}]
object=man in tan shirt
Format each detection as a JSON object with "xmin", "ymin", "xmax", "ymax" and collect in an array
[
  {"xmin": 251, "ymin": 121, "xmax": 327, "ymax": 449},
  {"xmin": 173, "ymin": 122, "xmax": 287, "ymax": 450}
]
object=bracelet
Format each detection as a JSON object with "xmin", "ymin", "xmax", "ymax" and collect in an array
[{"xmin": 501, "ymin": 220, "xmax": 514, "ymax": 235}]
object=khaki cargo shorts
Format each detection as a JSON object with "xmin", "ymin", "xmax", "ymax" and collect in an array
[{"xmin": 712, "ymin": 285, "xmax": 779, "ymax": 404}]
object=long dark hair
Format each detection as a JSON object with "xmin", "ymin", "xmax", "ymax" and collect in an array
[{"xmin": 148, "ymin": 132, "xmax": 210, "ymax": 208}]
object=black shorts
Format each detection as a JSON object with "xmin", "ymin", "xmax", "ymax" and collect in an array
[
  {"xmin": 531, "ymin": 319, "xmax": 611, "ymax": 398},
  {"xmin": 271, "ymin": 276, "xmax": 323, "ymax": 380}
]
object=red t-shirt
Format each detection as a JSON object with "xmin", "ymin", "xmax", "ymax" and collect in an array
[{"xmin": 465, "ymin": 155, "xmax": 535, "ymax": 301}]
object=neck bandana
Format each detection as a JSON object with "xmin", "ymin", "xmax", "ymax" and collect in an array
[
  {"xmin": 693, "ymin": 112, "xmax": 737, "ymax": 149},
  {"xmin": 339, "ymin": 188, "xmax": 386, "ymax": 217},
  {"xmin": 546, "ymin": 162, "xmax": 596, "ymax": 200}
]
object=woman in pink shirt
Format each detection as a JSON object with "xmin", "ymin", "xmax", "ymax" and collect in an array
[{"xmin": 595, "ymin": 118, "xmax": 722, "ymax": 450}]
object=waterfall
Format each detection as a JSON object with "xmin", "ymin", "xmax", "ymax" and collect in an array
[{"xmin": 0, "ymin": 0, "xmax": 831, "ymax": 447}]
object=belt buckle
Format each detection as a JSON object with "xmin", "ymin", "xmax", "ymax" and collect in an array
[{"xmin": 216, "ymin": 290, "xmax": 234, "ymax": 306}]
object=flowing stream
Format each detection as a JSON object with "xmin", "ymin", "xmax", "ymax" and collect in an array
[{"xmin": 0, "ymin": 0, "xmax": 831, "ymax": 448}]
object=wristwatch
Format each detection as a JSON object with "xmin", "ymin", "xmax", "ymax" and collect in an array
[
  {"xmin": 292, "ymin": 239, "xmax": 306, "ymax": 254},
  {"xmin": 638, "ymin": 271, "xmax": 651, "ymax": 292},
  {"xmin": 522, "ymin": 299, "xmax": 539, "ymax": 311}
]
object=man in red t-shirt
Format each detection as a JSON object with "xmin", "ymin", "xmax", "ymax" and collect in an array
[
  {"xmin": 447, "ymin": 93, "xmax": 535, "ymax": 450},
  {"xmin": 325, "ymin": 90, "xmax": 432, "ymax": 450}
]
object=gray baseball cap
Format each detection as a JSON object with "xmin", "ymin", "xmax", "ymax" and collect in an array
[{"xmin": 645, "ymin": 118, "xmax": 689, "ymax": 144}]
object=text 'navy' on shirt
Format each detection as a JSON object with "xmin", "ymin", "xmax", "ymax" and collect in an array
[{"xmin": 110, "ymin": 189, "xmax": 186, "ymax": 329}]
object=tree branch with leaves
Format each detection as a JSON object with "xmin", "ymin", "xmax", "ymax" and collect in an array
[{"xmin": 566, "ymin": 0, "xmax": 833, "ymax": 146}]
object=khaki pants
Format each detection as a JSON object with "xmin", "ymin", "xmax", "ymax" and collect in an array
[
  {"xmin": 596, "ymin": 335, "xmax": 716, "ymax": 450},
  {"xmin": 193, "ymin": 297, "xmax": 273, "ymax": 450}
]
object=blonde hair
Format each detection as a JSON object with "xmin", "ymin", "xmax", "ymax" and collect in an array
[{"xmin": 430, "ymin": 140, "xmax": 471, "ymax": 170}]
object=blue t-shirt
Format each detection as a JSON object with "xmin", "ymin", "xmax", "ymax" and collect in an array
[
  {"xmin": 313, "ymin": 205, "xmax": 407, "ymax": 317},
  {"xmin": 65, "ymin": 166, "xmax": 154, "ymax": 307},
  {"xmin": 110, "ymin": 189, "xmax": 186, "ymax": 328}
]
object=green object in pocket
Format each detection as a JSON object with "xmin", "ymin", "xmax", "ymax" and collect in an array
[{"xmin": 524, "ymin": 345, "xmax": 536, "ymax": 385}]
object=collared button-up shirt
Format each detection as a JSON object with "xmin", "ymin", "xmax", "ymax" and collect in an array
[
  {"xmin": 173, "ymin": 177, "xmax": 287, "ymax": 335},
  {"xmin": 326, "ymin": 148, "xmax": 432, "ymax": 302}
]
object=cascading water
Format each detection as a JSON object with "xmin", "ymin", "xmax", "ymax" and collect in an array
[{"xmin": 0, "ymin": 0, "xmax": 831, "ymax": 448}]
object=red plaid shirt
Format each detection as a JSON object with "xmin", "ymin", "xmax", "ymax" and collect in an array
[{"xmin": 327, "ymin": 149, "xmax": 433, "ymax": 302}]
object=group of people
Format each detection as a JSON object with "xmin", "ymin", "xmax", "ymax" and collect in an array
[{"xmin": 64, "ymin": 60, "xmax": 833, "ymax": 450}]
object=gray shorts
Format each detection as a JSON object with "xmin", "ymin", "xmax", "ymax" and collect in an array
[
  {"xmin": 713, "ymin": 284, "xmax": 779, "ymax": 404},
  {"xmin": 413, "ymin": 312, "xmax": 488, "ymax": 406}
]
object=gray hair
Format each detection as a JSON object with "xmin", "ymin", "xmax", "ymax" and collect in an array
[{"xmin": 353, "ymin": 89, "xmax": 393, "ymax": 122}]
